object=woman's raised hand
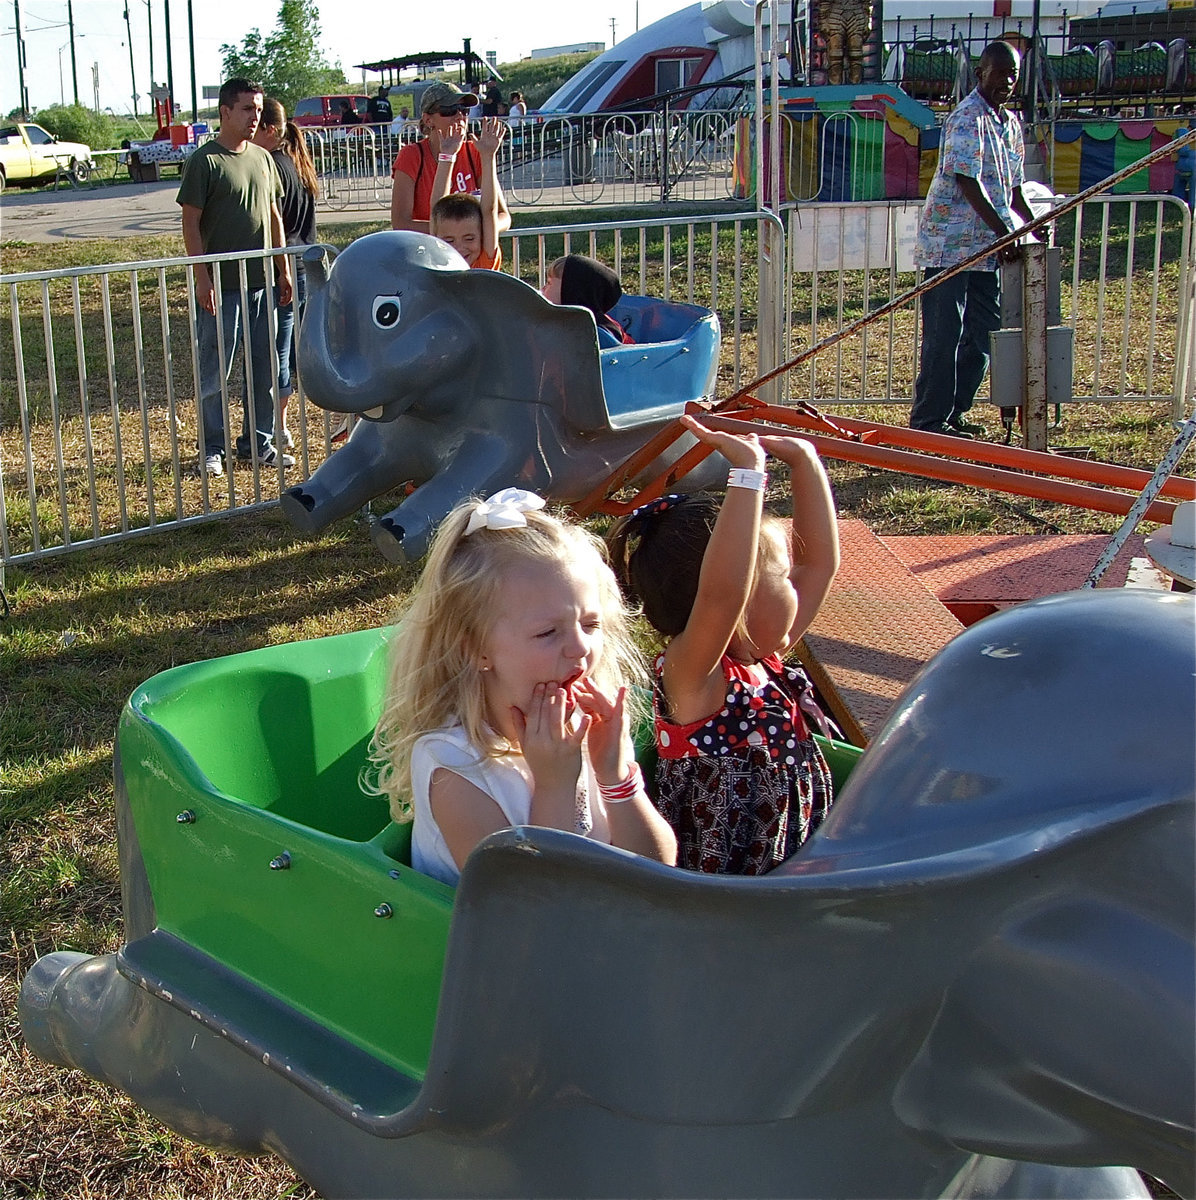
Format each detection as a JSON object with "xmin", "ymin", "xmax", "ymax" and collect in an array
[{"xmin": 436, "ymin": 128, "xmax": 465, "ymax": 159}]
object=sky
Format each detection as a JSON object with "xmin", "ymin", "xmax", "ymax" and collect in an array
[{"xmin": 3, "ymin": 0, "xmax": 691, "ymax": 121}]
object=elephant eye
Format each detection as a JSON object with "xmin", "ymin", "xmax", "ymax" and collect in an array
[{"xmin": 372, "ymin": 296, "xmax": 401, "ymax": 329}]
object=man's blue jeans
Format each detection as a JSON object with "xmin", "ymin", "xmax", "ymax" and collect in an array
[
  {"xmin": 911, "ymin": 269, "xmax": 1001, "ymax": 431},
  {"xmin": 196, "ymin": 288, "xmax": 276, "ymax": 458}
]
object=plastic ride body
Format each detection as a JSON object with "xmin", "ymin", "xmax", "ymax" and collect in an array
[
  {"xmin": 19, "ymin": 590, "xmax": 1195, "ymax": 1199},
  {"xmin": 281, "ymin": 231, "xmax": 727, "ymax": 564}
]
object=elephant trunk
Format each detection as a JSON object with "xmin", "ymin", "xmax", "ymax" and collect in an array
[
  {"xmin": 19, "ymin": 950, "xmax": 266, "ymax": 1154},
  {"xmin": 297, "ymin": 243, "xmax": 356, "ymax": 415}
]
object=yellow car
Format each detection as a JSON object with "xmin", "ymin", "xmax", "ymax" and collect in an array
[{"xmin": 0, "ymin": 122, "xmax": 93, "ymax": 190}]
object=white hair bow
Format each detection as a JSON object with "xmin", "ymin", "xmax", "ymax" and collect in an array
[{"xmin": 463, "ymin": 488, "xmax": 547, "ymax": 536}]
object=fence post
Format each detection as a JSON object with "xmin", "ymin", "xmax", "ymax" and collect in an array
[
  {"xmin": 758, "ymin": 214, "xmax": 786, "ymax": 404},
  {"xmin": 1177, "ymin": 203, "xmax": 1196, "ymax": 422},
  {"xmin": 1022, "ymin": 241, "xmax": 1049, "ymax": 451},
  {"xmin": 659, "ymin": 99, "xmax": 670, "ymax": 205}
]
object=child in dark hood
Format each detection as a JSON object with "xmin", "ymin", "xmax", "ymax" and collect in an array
[{"xmin": 543, "ymin": 254, "xmax": 634, "ymax": 346}]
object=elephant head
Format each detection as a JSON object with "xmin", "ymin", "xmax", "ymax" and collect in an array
[{"xmin": 298, "ymin": 232, "xmax": 476, "ymax": 421}]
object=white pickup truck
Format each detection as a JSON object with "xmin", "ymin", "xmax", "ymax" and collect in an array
[{"xmin": 0, "ymin": 122, "xmax": 93, "ymax": 191}]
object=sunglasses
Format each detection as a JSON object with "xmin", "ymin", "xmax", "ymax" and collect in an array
[{"xmin": 435, "ymin": 104, "xmax": 471, "ymax": 117}]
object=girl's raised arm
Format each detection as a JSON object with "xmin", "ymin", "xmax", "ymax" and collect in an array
[
  {"xmin": 759, "ymin": 436, "xmax": 840, "ymax": 648},
  {"xmin": 662, "ymin": 414, "xmax": 766, "ymax": 721}
]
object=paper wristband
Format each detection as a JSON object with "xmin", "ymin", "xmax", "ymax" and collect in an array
[
  {"xmin": 437, "ymin": 153, "xmax": 455, "ymax": 162},
  {"xmin": 727, "ymin": 468, "xmax": 767, "ymax": 492}
]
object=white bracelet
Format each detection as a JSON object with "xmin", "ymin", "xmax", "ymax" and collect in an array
[
  {"xmin": 727, "ymin": 467, "xmax": 767, "ymax": 492},
  {"xmin": 437, "ymin": 153, "xmax": 455, "ymax": 162}
]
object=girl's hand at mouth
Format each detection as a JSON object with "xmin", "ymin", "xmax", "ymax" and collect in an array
[
  {"xmin": 574, "ymin": 679, "xmax": 636, "ymax": 787},
  {"xmin": 513, "ymin": 683, "xmax": 589, "ymax": 802}
]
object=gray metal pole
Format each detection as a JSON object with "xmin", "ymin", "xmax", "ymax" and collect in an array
[
  {"xmin": 1025, "ymin": 0, "xmax": 1041, "ymax": 124},
  {"xmin": 757, "ymin": 0, "xmax": 784, "ymax": 404},
  {"xmin": 163, "ymin": 0, "xmax": 175, "ymax": 121},
  {"xmin": 124, "ymin": 5, "xmax": 138, "ymax": 116},
  {"xmin": 145, "ymin": 0, "xmax": 154, "ymax": 98},
  {"xmin": 187, "ymin": 0, "xmax": 197, "ymax": 121}
]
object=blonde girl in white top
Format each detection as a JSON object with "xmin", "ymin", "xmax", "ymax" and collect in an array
[{"xmin": 368, "ymin": 489, "xmax": 676, "ymax": 885}]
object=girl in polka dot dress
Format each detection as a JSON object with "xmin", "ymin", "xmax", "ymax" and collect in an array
[{"xmin": 607, "ymin": 415, "xmax": 840, "ymax": 875}]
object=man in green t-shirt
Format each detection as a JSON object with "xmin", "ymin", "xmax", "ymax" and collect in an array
[{"xmin": 178, "ymin": 77, "xmax": 293, "ymax": 476}]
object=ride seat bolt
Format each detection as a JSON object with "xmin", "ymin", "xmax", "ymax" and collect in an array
[
  {"xmin": 176, "ymin": 810, "xmax": 196, "ymax": 824},
  {"xmin": 269, "ymin": 852, "xmax": 292, "ymax": 870}
]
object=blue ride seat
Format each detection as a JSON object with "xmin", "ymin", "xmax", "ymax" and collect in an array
[{"xmin": 596, "ymin": 294, "xmax": 721, "ymax": 427}]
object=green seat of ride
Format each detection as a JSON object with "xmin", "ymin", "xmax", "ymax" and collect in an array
[
  {"xmin": 116, "ymin": 626, "xmax": 860, "ymax": 1082},
  {"xmin": 117, "ymin": 626, "xmax": 451, "ymax": 1080}
]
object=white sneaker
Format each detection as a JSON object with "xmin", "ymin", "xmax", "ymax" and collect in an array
[
  {"xmin": 259, "ymin": 445, "xmax": 295, "ymax": 468},
  {"xmin": 203, "ymin": 453, "xmax": 224, "ymax": 477}
]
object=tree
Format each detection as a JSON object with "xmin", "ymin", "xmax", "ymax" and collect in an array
[
  {"xmin": 220, "ymin": 0, "xmax": 347, "ymax": 112},
  {"xmin": 31, "ymin": 104, "xmax": 115, "ymax": 150}
]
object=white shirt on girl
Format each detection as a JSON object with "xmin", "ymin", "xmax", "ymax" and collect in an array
[{"xmin": 410, "ymin": 723, "xmax": 599, "ymax": 885}]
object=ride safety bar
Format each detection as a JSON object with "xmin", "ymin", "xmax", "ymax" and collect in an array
[{"xmin": 572, "ymin": 399, "xmax": 1196, "ymax": 524}]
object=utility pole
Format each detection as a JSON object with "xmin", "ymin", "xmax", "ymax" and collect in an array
[
  {"xmin": 13, "ymin": 0, "xmax": 29, "ymax": 118},
  {"xmin": 145, "ymin": 0, "xmax": 155, "ymax": 98},
  {"xmin": 163, "ymin": 0, "xmax": 175, "ymax": 122},
  {"xmin": 187, "ymin": 0, "xmax": 196, "ymax": 120},
  {"xmin": 610, "ymin": 16, "xmax": 616, "ymax": 45},
  {"xmin": 124, "ymin": 4, "xmax": 138, "ymax": 115},
  {"xmin": 68, "ymin": 0, "xmax": 78, "ymax": 104}
]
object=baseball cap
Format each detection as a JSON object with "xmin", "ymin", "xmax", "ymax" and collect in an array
[{"xmin": 420, "ymin": 82, "xmax": 480, "ymax": 114}]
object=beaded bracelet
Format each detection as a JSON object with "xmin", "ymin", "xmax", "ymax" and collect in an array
[
  {"xmin": 598, "ymin": 763, "xmax": 645, "ymax": 804},
  {"xmin": 727, "ymin": 467, "xmax": 767, "ymax": 491}
]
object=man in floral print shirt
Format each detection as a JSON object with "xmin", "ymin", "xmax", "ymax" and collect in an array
[{"xmin": 911, "ymin": 41, "xmax": 1046, "ymax": 437}]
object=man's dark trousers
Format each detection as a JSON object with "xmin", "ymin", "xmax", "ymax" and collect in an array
[{"xmin": 911, "ymin": 268, "xmax": 1001, "ymax": 431}]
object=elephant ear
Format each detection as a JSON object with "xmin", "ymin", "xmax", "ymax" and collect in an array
[{"xmin": 438, "ymin": 270, "xmax": 615, "ymax": 435}]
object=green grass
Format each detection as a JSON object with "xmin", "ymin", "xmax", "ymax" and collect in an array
[{"xmin": 2, "ymin": 512, "xmax": 395, "ymax": 1199}]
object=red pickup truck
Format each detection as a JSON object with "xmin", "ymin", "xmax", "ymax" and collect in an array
[{"xmin": 292, "ymin": 95, "xmax": 373, "ymax": 128}]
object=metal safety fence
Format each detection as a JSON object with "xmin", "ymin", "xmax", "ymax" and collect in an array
[
  {"xmin": 775, "ymin": 193, "xmax": 1194, "ymax": 415},
  {"xmin": 3, "ymin": 196, "xmax": 1190, "ymax": 573},
  {"xmin": 307, "ymin": 110, "xmax": 742, "ymax": 213},
  {"xmin": 1, "ymin": 211, "xmax": 779, "ymax": 571}
]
